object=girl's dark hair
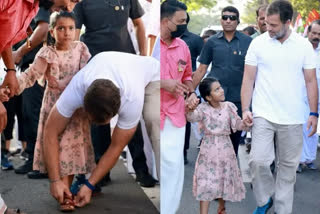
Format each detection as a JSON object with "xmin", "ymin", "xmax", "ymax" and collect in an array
[
  {"xmin": 46, "ymin": 11, "xmax": 76, "ymax": 46},
  {"xmin": 199, "ymin": 77, "xmax": 219, "ymax": 102}
]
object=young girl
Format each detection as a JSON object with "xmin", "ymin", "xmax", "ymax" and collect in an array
[
  {"xmin": 16, "ymin": 11, "xmax": 95, "ymax": 212},
  {"xmin": 187, "ymin": 77, "xmax": 249, "ymax": 214}
]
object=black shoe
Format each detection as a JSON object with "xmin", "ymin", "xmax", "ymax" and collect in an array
[
  {"xmin": 14, "ymin": 161, "xmax": 32, "ymax": 174},
  {"xmin": 27, "ymin": 170, "xmax": 48, "ymax": 179},
  {"xmin": 135, "ymin": 171, "xmax": 157, "ymax": 188}
]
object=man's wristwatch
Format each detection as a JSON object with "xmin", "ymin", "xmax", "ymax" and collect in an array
[{"xmin": 188, "ymin": 91, "xmax": 196, "ymax": 97}]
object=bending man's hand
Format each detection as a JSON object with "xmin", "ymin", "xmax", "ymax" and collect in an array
[
  {"xmin": 74, "ymin": 185, "xmax": 92, "ymax": 207},
  {"xmin": 2, "ymin": 71, "xmax": 18, "ymax": 97},
  {"xmin": 307, "ymin": 115, "xmax": 318, "ymax": 137},
  {"xmin": 50, "ymin": 180, "xmax": 72, "ymax": 204},
  {"xmin": 242, "ymin": 110, "xmax": 253, "ymax": 127}
]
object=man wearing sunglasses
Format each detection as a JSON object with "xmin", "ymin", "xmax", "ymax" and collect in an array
[{"xmin": 193, "ymin": 6, "xmax": 252, "ymax": 156}]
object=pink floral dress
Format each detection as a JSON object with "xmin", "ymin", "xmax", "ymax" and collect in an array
[
  {"xmin": 17, "ymin": 41, "xmax": 96, "ymax": 177},
  {"xmin": 187, "ymin": 101, "xmax": 246, "ymax": 202}
]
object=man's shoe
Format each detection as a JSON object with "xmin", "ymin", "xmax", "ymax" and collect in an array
[
  {"xmin": 253, "ymin": 198, "xmax": 273, "ymax": 214},
  {"xmin": 306, "ymin": 162, "xmax": 317, "ymax": 170},
  {"xmin": 296, "ymin": 164, "xmax": 302, "ymax": 173},
  {"xmin": 27, "ymin": 170, "xmax": 48, "ymax": 179},
  {"xmin": 19, "ymin": 151, "xmax": 29, "ymax": 161},
  {"xmin": 136, "ymin": 171, "xmax": 157, "ymax": 188},
  {"xmin": 14, "ymin": 161, "xmax": 32, "ymax": 174}
]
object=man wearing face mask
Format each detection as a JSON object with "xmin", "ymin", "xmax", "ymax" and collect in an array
[
  {"xmin": 193, "ymin": 6, "xmax": 252, "ymax": 156},
  {"xmin": 297, "ymin": 19, "xmax": 320, "ymax": 173},
  {"xmin": 160, "ymin": 0, "xmax": 198, "ymax": 213}
]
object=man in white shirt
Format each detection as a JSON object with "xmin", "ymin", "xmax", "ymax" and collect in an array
[
  {"xmin": 42, "ymin": 52, "xmax": 160, "ymax": 207},
  {"xmin": 241, "ymin": 1, "xmax": 318, "ymax": 214},
  {"xmin": 298, "ymin": 20, "xmax": 320, "ymax": 173}
]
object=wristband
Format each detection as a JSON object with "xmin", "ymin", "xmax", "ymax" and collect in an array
[
  {"xmin": 84, "ymin": 179, "xmax": 95, "ymax": 191},
  {"xmin": 4, "ymin": 68, "xmax": 16, "ymax": 72},
  {"xmin": 310, "ymin": 112, "xmax": 319, "ymax": 118},
  {"xmin": 50, "ymin": 179, "xmax": 60, "ymax": 183},
  {"xmin": 188, "ymin": 91, "xmax": 196, "ymax": 97}
]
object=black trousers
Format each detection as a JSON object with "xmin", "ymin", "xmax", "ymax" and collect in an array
[
  {"xmin": 3, "ymin": 95, "xmax": 25, "ymax": 141},
  {"xmin": 22, "ymin": 82, "xmax": 44, "ymax": 161},
  {"xmin": 91, "ymin": 122, "xmax": 149, "ymax": 173}
]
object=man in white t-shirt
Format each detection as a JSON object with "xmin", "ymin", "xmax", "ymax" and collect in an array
[
  {"xmin": 241, "ymin": 1, "xmax": 318, "ymax": 214},
  {"xmin": 42, "ymin": 52, "xmax": 160, "ymax": 207}
]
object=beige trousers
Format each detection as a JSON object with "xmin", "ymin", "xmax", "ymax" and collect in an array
[
  {"xmin": 249, "ymin": 117, "xmax": 303, "ymax": 214},
  {"xmin": 143, "ymin": 80, "xmax": 160, "ymax": 178}
]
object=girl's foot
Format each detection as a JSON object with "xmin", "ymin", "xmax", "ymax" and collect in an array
[
  {"xmin": 217, "ymin": 207, "xmax": 226, "ymax": 214},
  {"xmin": 60, "ymin": 197, "xmax": 75, "ymax": 212}
]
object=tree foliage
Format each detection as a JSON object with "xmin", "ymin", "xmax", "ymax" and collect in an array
[
  {"xmin": 180, "ymin": 0, "xmax": 217, "ymax": 11},
  {"xmin": 188, "ymin": 13, "xmax": 220, "ymax": 34},
  {"xmin": 242, "ymin": 0, "xmax": 320, "ymax": 25}
]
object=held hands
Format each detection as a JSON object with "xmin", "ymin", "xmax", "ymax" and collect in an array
[
  {"xmin": 2, "ymin": 71, "xmax": 19, "ymax": 97},
  {"xmin": 242, "ymin": 110, "xmax": 253, "ymax": 127},
  {"xmin": 0, "ymin": 88, "xmax": 10, "ymax": 102},
  {"xmin": 185, "ymin": 93, "xmax": 199, "ymax": 112},
  {"xmin": 307, "ymin": 115, "xmax": 318, "ymax": 137}
]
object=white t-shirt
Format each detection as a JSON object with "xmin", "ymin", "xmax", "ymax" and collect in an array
[
  {"xmin": 245, "ymin": 31, "xmax": 316, "ymax": 124},
  {"xmin": 56, "ymin": 51, "xmax": 160, "ymax": 129}
]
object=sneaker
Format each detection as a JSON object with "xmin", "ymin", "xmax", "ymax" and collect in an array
[
  {"xmin": 27, "ymin": 170, "xmax": 48, "ymax": 179},
  {"xmin": 136, "ymin": 171, "xmax": 157, "ymax": 188},
  {"xmin": 14, "ymin": 160, "xmax": 32, "ymax": 174},
  {"xmin": 70, "ymin": 174, "xmax": 86, "ymax": 195},
  {"xmin": 306, "ymin": 162, "xmax": 317, "ymax": 170},
  {"xmin": 1, "ymin": 154, "xmax": 13, "ymax": 171},
  {"xmin": 19, "ymin": 151, "xmax": 29, "ymax": 161},
  {"xmin": 253, "ymin": 198, "xmax": 273, "ymax": 214},
  {"xmin": 296, "ymin": 164, "xmax": 302, "ymax": 173}
]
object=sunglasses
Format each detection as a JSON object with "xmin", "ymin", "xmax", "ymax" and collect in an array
[{"xmin": 221, "ymin": 15, "xmax": 238, "ymax": 21}]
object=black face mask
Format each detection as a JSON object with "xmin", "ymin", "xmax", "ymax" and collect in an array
[{"xmin": 169, "ymin": 20, "xmax": 187, "ymax": 38}]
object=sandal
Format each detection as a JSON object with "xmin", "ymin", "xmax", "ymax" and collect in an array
[
  {"xmin": 60, "ymin": 196, "xmax": 75, "ymax": 212},
  {"xmin": 5, "ymin": 208, "xmax": 26, "ymax": 214},
  {"xmin": 217, "ymin": 207, "xmax": 226, "ymax": 214}
]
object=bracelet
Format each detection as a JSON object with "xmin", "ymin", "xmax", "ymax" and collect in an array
[
  {"xmin": 4, "ymin": 68, "xmax": 16, "ymax": 72},
  {"xmin": 242, "ymin": 107, "xmax": 250, "ymax": 113},
  {"xmin": 84, "ymin": 179, "xmax": 95, "ymax": 191},
  {"xmin": 50, "ymin": 179, "xmax": 60, "ymax": 183},
  {"xmin": 310, "ymin": 112, "xmax": 319, "ymax": 118}
]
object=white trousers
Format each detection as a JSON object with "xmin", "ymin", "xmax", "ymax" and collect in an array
[
  {"xmin": 300, "ymin": 122, "xmax": 318, "ymax": 163},
  {"xmin": 160, "ymin": 118, "xmax": 185, "ymax": 214}
]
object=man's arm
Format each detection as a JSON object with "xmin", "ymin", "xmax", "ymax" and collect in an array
[
  {"xmin": 13, "ymin": 21, "xmax": 49, "ymax": 64},
  {"xmin": 240, "ymin": 64, "xmax": 257, "ymax": 126},
  {"xmin": 147, "ymin": 34, "xmax": 156, "ymax": 56},
  {"xmin": 132, "ymin": 18, "xmax": 147, "ymax": 56},
  {"xmin": 43, "ymin": 106, "xmax": 72, "ymax": 203},
  {"xmin": 304, "ymin": 68, "xmax": 318, "ymax": 136},
  {"xmin": 75, "ymin": 29, "xmax": 81, "ymax": 41},
  {"xmin": 75, "ymin": 125, "xmax": 137, "ymax": 207},
  {"xmin": 192, "ymin": 64, "xmax": 208, "ymax": 89}
]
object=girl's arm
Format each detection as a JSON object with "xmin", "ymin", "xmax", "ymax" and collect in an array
[
  {"xmin": 186, "ymin": 105, "xmax": 203, "ymax": 123},
  {"xmin": 17, "ymin": 56, "xmax": 48, "ymax": 95},
  {"xmin": 229, "ymin": 102, "xmax": 251, "ymax": 131}
]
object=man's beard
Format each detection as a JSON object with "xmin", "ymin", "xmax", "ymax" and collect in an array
[{"xmin": 270, "ymin": 25, "xmax": 287, "ymax": 40}]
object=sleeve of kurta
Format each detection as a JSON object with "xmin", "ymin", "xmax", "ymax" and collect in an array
[
  {"xmin": 186, "ymin": 105, "xmax": 204, "ymax": 123},
  {"xmin": 79, "ymin": 42, "xmax": 91, "ymax": 69},
  {"xmin": 17, "ymin": 46, "xmax": 54, "ymax": 95},
  {"xmin": 228, "ymin": 102, "xmax": 248, "ymax": 132}
]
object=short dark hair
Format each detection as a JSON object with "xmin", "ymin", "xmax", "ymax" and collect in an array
[
  {"xmin": 256, "ymin": 4, "xmax": 268, "ymax": 18},
  {"xmin": 199, "ymin": 77, "xmax": 219, "ymax": 102},
  {"xmin": 221, "ymin": 6, "xmax": 240, "ymax": 20},
  {"xmin": 202, "ymin": 29, "xmax": 217, "ymax": 40},
  {"xmin": 243, "ymin": 26, "xmax": 257, "ymax": 36},
  {"xmin": 84, "ymin": 79, "xmax": 121, "ymax": 124},
  {"xmin": 308, "ymin": 20, "xmax": 320, "ymax": 32},
  {"xmin": 267, "ymin": 0, "xmax": 293, "ymax": 24},
  {"xmin": 161, "ymin": 0, "xmax": 187, "ymax": 20}
]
